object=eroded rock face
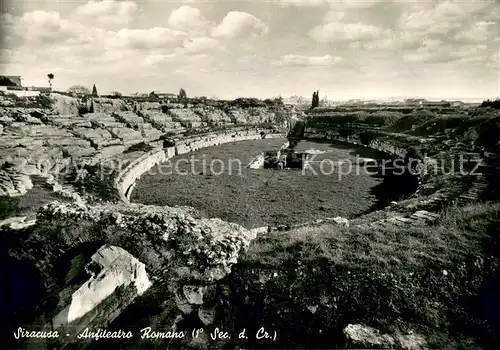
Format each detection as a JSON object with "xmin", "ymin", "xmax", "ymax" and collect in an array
[
  {"xmin": 343, "ymin": 324, "xmax": 428, "ymax": 350},
  {"xmin": 9, "ymin": 201, "xmax": 255, "ymax": 328},
  {"xmin": 343, "ymin": 324, "xmax": 396, "ymax": 348},
  {"xmin": 67, "ymin": 244, "xmax": 151, "ymax": 323}
]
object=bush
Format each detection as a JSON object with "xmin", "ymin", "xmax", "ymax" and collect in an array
[
  {"xmin": 359, "ymin": 131, "xmax": 380, "ymax": 145},
  {"xmin": 0, "ymin": 196, "xmax": 21, "ymax": 220},
  {"xmin": 35, "ymin": 94, "xmax": 53, "ymax": 109},
  {"xmin": 124, "ymin": 142, "xmax": 154, "ymax": 153},
  {"xmin": 480, "ymin": 99, "xmax": 500, "ymax": 109}
]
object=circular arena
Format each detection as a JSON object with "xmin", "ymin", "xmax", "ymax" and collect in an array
[{"xmin": 131, "ymin": 138, "xmax": 388, "ymax": 229}]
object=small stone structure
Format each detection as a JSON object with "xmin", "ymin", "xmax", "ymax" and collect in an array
[{"xmin": 263, "ymin": 148, "xmax": 309, "ymax": 170}]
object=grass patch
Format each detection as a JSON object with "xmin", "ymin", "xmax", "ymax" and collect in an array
[{"xmin": 231, "ymin": 202, "xmax": 500, "ymax": 348}]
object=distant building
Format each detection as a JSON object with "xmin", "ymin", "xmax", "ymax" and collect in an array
[
  {"xmin": 157, "ymin": 92, "xmax": 177, "ymax": 99},
  {"xmin": 0, "ymin": 75, "xmax": 22, "ymax": 87},
  {"xmin": 0, "ymin": 76, "xmax": 52, "ymax": 95},
  {"xmin": 404, "ymin": 98, "xmax": 426, "ymax": 105},
  {"xmin": 423, "ymin": 100, "xmax": 452, "ymax": 107},
  {"xmin": 29, "ymin": 86, "xmax": 52, "ymax": 93}
]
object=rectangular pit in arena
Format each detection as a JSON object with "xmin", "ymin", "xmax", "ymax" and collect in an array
[{"xmin": 263, "ymin": 149, "xmax": 310, "ymax": 169}]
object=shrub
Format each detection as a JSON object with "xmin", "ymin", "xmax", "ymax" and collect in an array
[
  {"xmin": 480, "ymin": 99, "xmax": 500, "ymax": 109},
  {"xmin": 359, "ymin": 131, "xmax": 380, "ymax": 145},
  {"xmin": 0, "ymin": 196, "xmax": 21, "ymax": 220},
  {"xmin": 124, "ymin": 142, "xmax": 154, "ymax": 153},
  {"xmin": 35, "ymin": 94, "xmax": 54, "ymax": 109}
]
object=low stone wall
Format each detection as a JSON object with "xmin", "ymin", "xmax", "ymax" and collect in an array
[
  {"xmin": 115, "ymin": 148, "xmax": 173, "ymax": 202},
  {"xmin": 116, "ymin": 129, "xmax": 284, "ymax": 202},
  {"xmin": 303, "ymin": 128, "xmax": 407, "ymax": 157}
]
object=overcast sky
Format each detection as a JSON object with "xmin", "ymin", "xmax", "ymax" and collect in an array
[{"xmin": 0, "ymin": 0, "xmax": 498, "ymax": 99}]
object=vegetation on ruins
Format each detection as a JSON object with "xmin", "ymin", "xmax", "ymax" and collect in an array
[
  {"xmin": 110, "ymin": 91, "xmax": 123, "ymax": 97},
  {"xmin": 3, "ymin": 93, "xmax": 54, "ymax": 109},
  {"xmin": 124, "ymin": 142, "xmax": 154, "ymax": 153},
  {"xmin": 480, "ymin": 99, "xmax": 500, "ymax": 109},
  {"xmin": 311, "ymin": 90, "xmax": 320, "ymax": 109},
  {"xmin": 178, "ymin": 88, "xmax": 187, "ymax": 100},
  {"xmin": 67, "ymin": 85, "xmax": 90, "ymax": 96},
  {"xmin": 219, "ymin": 202, "xmax": 500, "ymax": 349},
  {"xmin": 148, "ymin": 91, "xmax": 159, "ymax": 101}
]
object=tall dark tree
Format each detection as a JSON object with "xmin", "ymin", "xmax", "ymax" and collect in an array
[
  {"xmin": 47, "ymin": 73, "xmax": 54, "ymax": 90},
  {"xmin": 179, "ymin": 88, "xmax": 187, "ymax": 100},
  {"xmin": 311, "ymin": 90, "xmax": 320, "ymax": 109},
  {"xmin": 179, "ymin": 88, "xmax": 187, "ymax": 107},
  {"xmin": 92, "ymin": 84, "xmax": 98, "ymax": 97}
]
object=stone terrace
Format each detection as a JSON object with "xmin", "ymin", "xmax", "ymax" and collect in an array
[
  {"xmin": 0, "ymin": 96, "xmax": 292, "ymax": 198},
  {"xmin": 140, "ymin": 110, "xmax": 186, "ymax": 134},
  {"xmin": 168, "ymin": 108, "xmax": 206, "ymax": 128}
]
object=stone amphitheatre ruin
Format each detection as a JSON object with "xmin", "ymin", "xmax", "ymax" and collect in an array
[{"xmin": 1, "ymin": 91, "xmax": 499, "ymax": 349}]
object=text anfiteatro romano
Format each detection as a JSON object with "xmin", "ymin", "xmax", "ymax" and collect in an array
[{"xmin": 14, "ymin": 326, "xmax": 278, "ymax": 342}]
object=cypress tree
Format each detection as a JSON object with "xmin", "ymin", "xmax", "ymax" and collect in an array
[
  {"xmin": 312, "ymin": 90, "xmax": 320, "ymax": 109},
  {"xmin": 92, "ymin": 84, "xmax": 98, "ymax": 97}
]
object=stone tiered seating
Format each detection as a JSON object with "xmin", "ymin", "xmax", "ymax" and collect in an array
[
  {"xmin": 113, "ymin": 111, "xmax": 145, "ymax": 128},
  {"xmin": 0, "ymin": 114, "xmax": 15, "ymax": 124},
  {"xmin": 109, "ymin": 127, "xmax": 143, "ymax": 146},
  {"xmin": 137, "ymin": 102, "xmax": 162, "ymax": 110},
  {"xmin": 227, "ymin": 108, "xmax": 248, "ymax": 124},
  {"xmin": 47, "ymin": 114, "xmax": 93, "ymax": 128},
  {"xmin": 0, "ymin": 169, "xmax": 33, "ymax": 196},
  {"xmin": 72, "ymin": 127, "xmax": 121, "ymax": 148},
  {"xmin": 140, "ymin": 123, "xmax": 163, "ymax": 141},
  {"xmin": 2, "ymin": 123, "xmax": 81, "ymax": 149},
  {"xmin": 13, "ymin": 113, "xmax": 42, "ymax": 125},
  {"xmin": 113, "ymin": 111, "xmax": 164, "ymax": 141},
  {"xmin": 195, "ymin": 107, "xmax": 232, "ymax": 125},
  {"xmin": 85, "ymin": 112, "xmax": 124, "ymax": 129},
  {"xmin": 141, "ymin": 111, "xmax": 185, "ymax": 133},
  {"xmin": 85, "ymin": 113, "xmax": 143, "ymax": 145},
  {"xmin": 169, "ymin": 108, "xmax": 205, "ymax": 128}
]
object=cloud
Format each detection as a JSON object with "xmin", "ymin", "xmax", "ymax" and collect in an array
[
  {"xmin": 396, "ymin": 0, "xmax": 493, "ymax": 35},
  {"xmin": 276, "ymin": 0, "xmax": 330, "ymax": 7},
  {"xmin": 167, "ymin": 6, "xmax": 213, "ymax": 36},
  {"xmin": 330, "ymin": 0, "xmax": 383, "ymax": 9},
  {"xmin": 272, "ymin": 54, "xmax": 344, "ymax": 67},
  {"xmin": 310, "ymin": 22, "xmax": 383, "ymax": 42},
  {"xmin": 211, "ymin": 11, "xmax": 268, "ymax": 38},
  {"xmin": 277, "ymin": 0, "xmax": 381, "ymax": 9},
  {"xmin": 179, "ymin": 37, "xmax": 220, "ymax": 54},
  {"xmin": 402, "ymin": 42, "xmax": 490, "ymax": 64},
  {"xmin": 114, "ymin": 27, "xmax": 188, "ymax": 50},
  {"xmin": 455, "ymin": 20, "xmax": 498, "ymax": 42},
  {"xmin": 323, "ymin": 11, "xmax": 345, "ymax": 22},
  {"xmin": 2, "ymin": 10, "xmax": 94, "ymax": 48},
  {"xmin": 74, "ymin": 0, "xmax": 138, "ymax": 24}
]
